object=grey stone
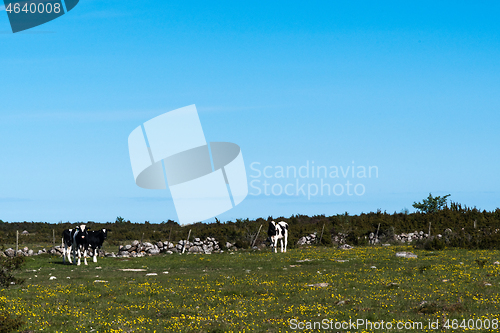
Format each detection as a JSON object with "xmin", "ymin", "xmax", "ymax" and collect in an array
[
  {"xmin": 148, "ymin": 249, "xmax": 160, "ymax": 255},
  {"xmin": 5, "ymin": 248, "xmax": 15, "ymax": 257},
  {"xmin": 395, "ymin": 252, "xmax": 417, "ymax": 258}
]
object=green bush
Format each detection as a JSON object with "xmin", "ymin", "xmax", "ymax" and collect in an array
[
  {"xmin": 424, "ymin": 237, "xmax": 445, "ymax": 251},
  {"xmin": 0, "ymin": 256, "xmax": 25, "ymax": 288},
  {"xmin": 0, "ymin": 310, "xmax": 24, "ymax": 333},
  {"xmin": 0, "ymin": 256, "xmax": 25, "ymax": 333}
]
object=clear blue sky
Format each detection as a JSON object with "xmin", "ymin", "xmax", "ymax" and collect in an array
[{"xmin": 1, "ymin": 1, "xmax": 499, "ymax": 223}]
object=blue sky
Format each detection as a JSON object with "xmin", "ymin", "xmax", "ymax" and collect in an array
[{"xmin": 1, "ymin": 1, "xmax": 499, "ymax": 223}]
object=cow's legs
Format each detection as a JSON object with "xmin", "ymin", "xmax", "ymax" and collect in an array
[
  {"xmin": 72, "ymin": 245, "xmax": 77, "ymax": 265},
  {"xmin": 280, "ymin": 237, "xmax": 287, "ymax": 253},
  {"xmin": 77, "ymin": 247, "xmax": 81, "ymax": 266},
  {"xmin": 83, "ymin": 248, "xmax": 88, "ymax": 266},
  {"xmin": 72, "ymin": 230, "xmax": 79, "ymax": 265},
  {"xmin": 65, "ymin": 245, "xmax": 73, "ymax": 264},
  {"xmin": 284, "ymin": 234, "xmax": 288, "ymax": 253},
  {"xmin": 273, "ymin": 238, "xmax": 278, "ymax": 253},
  {"xmin": 93, "ymin": 248, "xmax": 98, "ymax": 263},
  {"xmin": 63, "ymin": 244, "xmax": 67, "ymax": 263}
]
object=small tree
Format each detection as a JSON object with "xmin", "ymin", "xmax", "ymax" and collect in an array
[
  {"xmin": 0, "ymin": 256, "xmax": 25, "ymax": 332},
  {"xmin": 413, "ymin": 193, "xmax": 450, "ymax": 214}
]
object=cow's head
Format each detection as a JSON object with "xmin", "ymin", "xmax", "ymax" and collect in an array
[
  {"xmin": 267, "ymin": 221, "xmax": 278, "ymax": 242},
  {"xmin": 75, "ymin": 226, "xmax": 87, "ymax": 242}
]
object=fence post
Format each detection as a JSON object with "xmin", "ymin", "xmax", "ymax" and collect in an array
[
  {"xmin": 251, "ymin": 224, "xmax": 263, "ymax": 248},
  {"xmin": 428, "ymin": 222, "xmax": 431, "ymax": 237},
  {"xmin": 16, "ymin": 230, "xmax": 19, "ymax": 254},
  {"xmin": 53, "ymin": 229, "xmax": 55, "ymax": 246},
  {"xmin": 182, "ymin": 229, "xmax": 192, "ymax": 254},
  {"xmin": 318, "ymin": 223, "xmax": 325, "ymax": 244}
]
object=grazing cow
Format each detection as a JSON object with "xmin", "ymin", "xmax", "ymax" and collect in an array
[
  {"xmin": 268, "ymin": 221, "xmax": 289, "ymax": 253},
  {"xmin": 62, "ymin": 225, "xmax": 89, "ymax": 265},
  {"xmin": 87, "ymin": 229, "xmax": 109, "ymax": 263}
]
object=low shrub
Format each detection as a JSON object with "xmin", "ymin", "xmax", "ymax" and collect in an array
[{"xmin": 0, "ymin": 256, "xmax": 25, "ymax": 333}]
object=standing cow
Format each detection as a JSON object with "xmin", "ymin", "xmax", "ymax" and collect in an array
[
  {"xmin": 268, "ymin": 221, "xmax": 289, "ymax": 253},
  {"xmin": 87, "ymin": 229, "xmax": 109, "ymax": 263},
  {"xmin": 62, "ymin": 225, "xmax": 89, "ymax": 265}
]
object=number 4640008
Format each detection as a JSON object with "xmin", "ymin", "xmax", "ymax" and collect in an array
[
  {"xmin": 444, "ymin": 319, "xmax": 498, "ymax": 330},
  {"xmin": 5, "ymin": 2, "xmax": 61, "ymax": 14}
]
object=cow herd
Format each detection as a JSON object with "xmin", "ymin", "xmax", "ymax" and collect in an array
[
  {"xmin": 61, "ymin": 220, "xmax": 288, "ymax": 265},
  {"xmin": 62, "ymin": 225, "xmax": 109, "ymax": 265}
]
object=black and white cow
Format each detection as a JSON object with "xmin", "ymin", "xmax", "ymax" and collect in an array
[
  {"xmin": 268, "ymin": 220, "xmax": 289, "ymax": 253},
  {"xmin": 87, "ymin": 229, "xmax": 109, "ymax": 263},
  {"xmin": 62, "ymin": 225, "xmax": 89, "ymax": 265}
]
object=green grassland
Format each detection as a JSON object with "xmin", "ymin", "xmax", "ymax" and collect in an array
[{"xmin": 1, "ymin": 246, "xmax": 500, "ymax": 332}]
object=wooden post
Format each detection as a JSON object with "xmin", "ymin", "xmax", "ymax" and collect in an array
[
  {"xmin": 16, "ymin": 230, "xmax": 19, "ymax": 254},
  {"xmin": 428, "ymin": 222, "xmax": 431, "ymax": 236},
  {"xmin": 53, "ymin": 229, "xmax": 55, "ymax": 246},
  {"xmin": 474, "ymin": 220, "xmax": 477, "ymax": 229},
  {"xmin": 182, "ymin": 229, "xmax": 191, "ymax": 254},
  {"xmin": 251, "ymin": 225, "xmax": 263, "ymax": 248},
  {"xmin": 318, "ymin": 223, "xmax": 325, "ymax": 244}
]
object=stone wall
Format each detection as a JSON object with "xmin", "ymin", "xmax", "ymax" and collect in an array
[
  {"xmin": 297, "ymin": 232, "xmax": 317, "ymax": 245},
  {"xmin": 116, "ymin": 237, "xmax": 223, "ymax": 257},
  {"xmin": 2, "ymin": 246, "xmax": 48, "ymax": 257},
  {"xmin": 2, "ymin": 237, "xmax": 229, "ymax": 258},
  {"xmin": 370, "ymin": 230, "xmax": 447, "ymax": 245}
]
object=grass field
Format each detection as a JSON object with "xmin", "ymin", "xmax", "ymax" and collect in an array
[{"xmin": 1, "ymin": 245, "xmax": 500, "ymax": 332}]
